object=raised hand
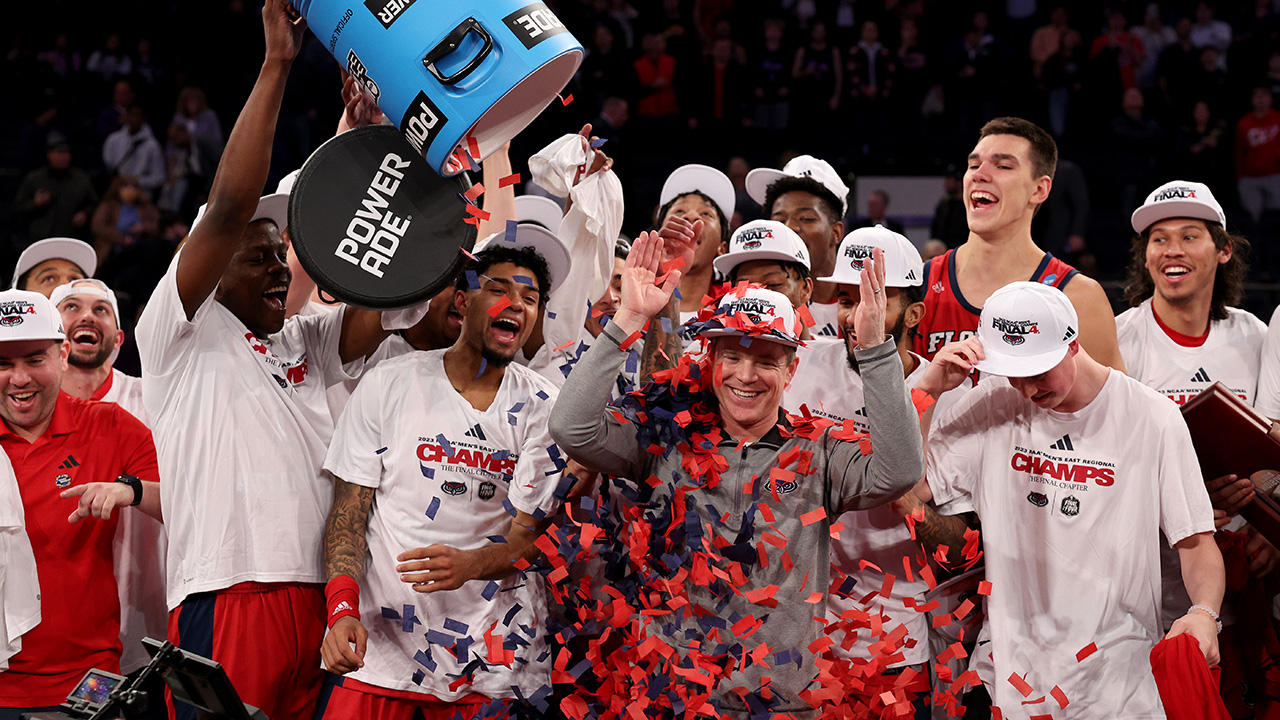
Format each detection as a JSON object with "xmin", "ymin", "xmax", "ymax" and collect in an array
[
  {"xmin": 612, "ymin": 231, "xmax": 682, "ymax": 335},
  {"xmin": 852, "ymin": 246, "xmax": 887, "ymax": 350},
  {"xmin": 656, "ymin": 215, "xmax": 703, "ymax": 275},
  {"xmin": 917, "ymin": 336, "xmax": 985, "ymax": 398},
  {"xmin": 263, "ymin": 0, "xmax": 306, "ymax": 63}
]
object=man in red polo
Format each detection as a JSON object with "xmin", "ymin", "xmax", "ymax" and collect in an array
[{"xmin": 0, "ymin": 288, "xmax": 161, "ymax": 719}]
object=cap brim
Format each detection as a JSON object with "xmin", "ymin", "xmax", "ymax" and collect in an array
[
  {"xmin": 12, "ymin": 238, "xmax": 98, "ymax": 288},
  {"xmin": 474, "ymin": 224, "xmax": 570, "ymax": 294},
  {"xmin": 713, "ymin": 249, "xmax": 807, "ymax": 276},
  {"xmin": 973, "ymin": 344, "xmax": 1069, "ymax": 378},
  {"xmin": 699, "ymin": 327, "xmax": 801, "ymax": 348},
  {"xmin": 252, "ymin": 193, "xmax": 290, "ymax": 230},
  {"xmin": 745, "ymin": 168, "xmax": 786, "ymax": 207},
  {"xmin": 661, "ymin": 165, "xmax": 736, "ymax": 221},
  {"xmin": 1131, "ymin": 201, "xmax": 1223, "ymax": 233}
]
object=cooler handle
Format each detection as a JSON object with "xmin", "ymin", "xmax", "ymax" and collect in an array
[{"xmin": 423, "ymin": 18, "xmax": 492, "ymax": 85}]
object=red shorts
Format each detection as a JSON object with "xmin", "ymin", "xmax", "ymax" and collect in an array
[
  {"xmin": 314, "ymin": 674, "xmax": 509, "ymax": 720},
  {"xmin": 166, "ymin": 582, "xmax": 325, "ymax": 720}
]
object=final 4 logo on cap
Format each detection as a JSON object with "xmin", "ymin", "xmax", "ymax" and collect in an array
[
  {"xmin": 697, "ymin": 287, "xmax": 802, "ymax": 347},
  {"xmin": 713, "ymin": 220, "xmax": 810, "ymax": 276},
  {"xmin": 974, "ymin": 281, "xmax": 1078, "ymax": 377},
  {"xmin": 1130, "ymin": 180, "xmax": 1226, "ymax": 233},
  {"xmin": 821, "ymin": 225, "xmax": 923, "ymax": 287},
  {"xmin": 0, "ymin": 289, "xmax": 66, "ymax": 342}
]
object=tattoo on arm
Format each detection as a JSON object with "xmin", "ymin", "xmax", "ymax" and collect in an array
[
  {"xmin": 639, "ymin": 297, "xmax": 681, "ymax": 382},
  {"xmin": 324, "ymin": 479, "xmax": 376, "ymax": 581},
  {"xmin": 915, "ymin": 508, "xmax": 979, "ymax": 570}
]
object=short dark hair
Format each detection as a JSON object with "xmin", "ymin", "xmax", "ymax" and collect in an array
[
  {"xmin": 655, "ymin": 191, "xmax": 730, "ymax": 245},
  {"xmin": 978, "ymin": 117, "xmax": 1058, "ymax": 181},
  {"xmin": 902, "ymin": 280, "xmax": 924, "ymax": 306},
  {"xmin": 455, "ymin": 245, "xmax": 553, "ymax": 306},
  {"xmin": 727, "ymin": 260, "xmax": 810, "ymax": 284},
  {"xmin": 762, "ymin": 176, "xmax": 844, "ymax": 225},
  {"xmin": 1124, "ymin": 221, "xmax": 1249, "ymax": 321}
]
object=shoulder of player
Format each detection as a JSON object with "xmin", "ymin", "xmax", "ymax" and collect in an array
[
  {"xmin": 1058, "ymin": 271, "xmax": 1108, "ymax": 305},
  {"xmin": 503, "ymin": 361, "xmax": 561, "ymax": 403},
  {"xmin": 1220, "ymin": 306, "xmax": 1268, "ymax": 338},
  {"xmin": 73, "ymin": 394, "xmax": 150, "ymax": 435}
]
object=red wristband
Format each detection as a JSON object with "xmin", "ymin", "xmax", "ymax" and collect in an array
[{"xmin": 325, "ymin": 575, "xmax": 361, "ymax": 628}]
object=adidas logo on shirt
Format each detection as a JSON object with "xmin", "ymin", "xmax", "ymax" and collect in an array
[
  {"xmin": 1049, "ymin": 434, "xmax": 1074, "ymax": 451},
  {"xmin": 1190, "ymin": 368, "xmax": 1211, "ymax": 383},
  {"xmin": 464, "ymin": 424, "xmax": 486, "ymax": 441},
  {"xmin": 58, "ymin": 455, "xmax": 80, "ymax": 469}
]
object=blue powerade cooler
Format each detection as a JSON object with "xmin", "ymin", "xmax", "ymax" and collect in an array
[{"xmin": 295, "ymin": 0, "xmax": 583, "ymax": 175}]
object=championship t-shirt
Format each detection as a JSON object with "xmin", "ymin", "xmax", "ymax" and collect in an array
[
  {"xmin": 1253, "ymin": 305, "xmax": 1280, "ymax": 419},
  {"xmin": 785, "ymin": 340, "xmax": 968, "ymax": 666},
  {"xmin": 927, "ymin": 371, "xmax": 1213, "ymax": 720},
  {"xmin": 1116, "ymin": 299, "xmax": 1265, "ymax": 406},
  {"xmin": 136, "ymin": 250, "xmax": 363, "ymax": 609},
  {"xmin": 808, "ymin": 299, "xmax": 840, "ymax": 338},
  {"xmin": 323, "ymin": 351, "xmax": 563, "ymax": 700}
]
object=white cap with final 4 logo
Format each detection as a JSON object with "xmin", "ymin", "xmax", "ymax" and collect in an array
[
  {"xmin": 713, "ymin": 220, "xmax": 811, "ymax": 277},
  {"xmin": 1131, "ymin": 180, "xmax": 1226, "ymax": 233},
  {"xmin": 974, "ymin": 281, "xmax": 1078, "ymax": 377},
  {"xmin": 0, "ymin": 289, "xmax": 66, "ymax": 343},
  {"xmin": 820, "ymin": 225, "xmax": 923, "ymax": 287}
]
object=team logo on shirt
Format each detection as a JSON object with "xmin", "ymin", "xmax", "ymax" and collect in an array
[
  {"xmin": 0, "ymin": 300, "xmax": 36, "ymax": 326},
  {"xmin": 843, "ymin": 243, "xmax": 873, "ymax": 271},
  {"xmin": 1026, "ymin": 491, "xmax": 1048, "ymax": 507},
  {"xmin": 931, "ymin": 281, "xmax": 944, "ymax": 295},
  {"xmin": 478, "ymin": 481, "xmax": 496, "ymax": 500},
  {"xmin": 55, "ymin": 474, "xmax": 71, "ymax": 488},
  {"xmin": 1061, "ymin": 495, "xmax": 1081, "ymax": 516},
  {"xmin": 991, "ymin": 317, "xmax": 1039, "ymax": 346},
  {"xmin": 441, "ymin": 480, "xmax": 467, "ymax": 496}
]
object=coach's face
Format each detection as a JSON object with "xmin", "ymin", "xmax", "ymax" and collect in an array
[
  {"xmin": 0, "ymin": 339, "xmax": 67, "ymax": 437},
  {"xmin": 710, "ymin": 337, "xmax": 798, "ymax": 436},
  {"xmin": 1144, "ymin": 218, "xmax": 1228, "ymax": 306}
]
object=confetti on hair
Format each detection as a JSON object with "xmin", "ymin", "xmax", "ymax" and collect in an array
[{"xmin": 461, "ymin": 246, "xmax": 478, "ymax": 261}]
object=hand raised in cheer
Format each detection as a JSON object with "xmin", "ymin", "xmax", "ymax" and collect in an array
[{"xmin": 611, "ymin": 231, "xmax": 684, "ymax": 335}]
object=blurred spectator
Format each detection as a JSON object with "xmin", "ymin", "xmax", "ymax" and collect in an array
[
  {"xmin": 726, "ymin": 155, "xmax": 758, "ymax": 226},
  {"xmin": 1193, "ymin": 46, "xmax": 1231, "ymax": 112},
  {"xmin": 158, "ymin": 122, "xmax": 215, "ymax": 219},
  {"xmin": 36, "ymin": 33, "xmax": 80, "ymax": 82},
  {"xmin": 1156, "ymin": 18, "xmax": 1199, "ymax": 115},
  {"xmin": 133, "ymin": 38, "xmax": 162, "ymax": 88},
  {"xmin": 13, "ymin": 96, "xmax": 70, "ymax": 171},
  {"xmin": 1042, "ymin": 28, "xmax": 1085, "ymax": 140},
  {"xmin": 1031, "ymin": 158, "xmax": 1089, "ymax": 259},
  {"xmin": 851, "ymin": 190, "xmax": 905, "ymax": 234},
  {"xmin": 94, "ymin": 80, "xmax": 134, "ymax": 144},
  {"xmin": 103, "ymin": 106, "xmax": 165, "ymax": 199},
  {"xmin": 1174, "ymin": 100, "xmax": 1232, "ymax": 190},
  {"xmin": 605, "ymin": 0, "xmax": 638, "ymax": 50},
  {"xmin": 1233, "ymin": 0, "xmax": 1280, "ymax": 84},
  {"xmin": 1090, "ymin": 10, "xmax": 1146, "ymax": 92},
  {"xmin": 1268, "ymin": 51, "xmax": 1280, "ymax": 99},
  {"xmin": 688, "ymin": 38, "xmax": 749, "ymax": 153},
  {"xmin": 946, "ymin": 25, "xmax": 1005, "ymax": 148},
  {"xmin": 1111, "ymin": 87, "xmax": 1164, "ymax": 212},
  {"xmin": 90, "ymin": 174, "xmax": 159, "ymax": 269},
  {"xmin": 846, "ymin": 20, "xmax": 894, "ymax": 152},
  {"xmin": 579, "ymin": 24, "xmax": 636, "ymax": 115},
  {"xmin": 641, "ymin": 0, "xmax": 700, "ymax": 71},
  {"xmin": 1030, "ymin": 6, "xmax": 1081, "ymax": 80},
  {"xmin": 931, "ymin": 166, "xmax": 968, "ymax": 248},
  {"xmin": 633, "ymin": 33, "xmax": 679, "ymax": 119},
  {"xmin": 1190, "ymin": 2, "xmax": 1231, "ymax": 68},
  {"xmin": 832, "ymin": 0, "xmax": 857, "ymax": 44},
  {"xmin": 11, "ymin": 134, "xmax": 98, "ymax": 247},
  {"xmin": 921, "ymin": 238, "xmax": 948, "ymax": 262},
  {"xmin": 893, "ymin": 18, "xmax": 930, "ymax": 114},
  {"xmin": 1131, "ymin": 5, "xmax": 1175, "ymax": 90},
  {"xmin": 85, "ymin": 32, "xmax": 133, "ymax": 83},
  {"xmin": 791, "ymin": 20, "xmax": 842, "ymax": 131},
  {"xmin": 1236, "ymin": 86, "xmax": 1280, "ymax": 227},
  {"xmin": 173, "ymin": 86, "xmax": 224, "ymax": 153},
  {"xmin": 750, "ymin": 18, "xmax": 792, "ymax": 132}
]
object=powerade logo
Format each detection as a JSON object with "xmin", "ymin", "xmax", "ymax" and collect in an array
[
  {"xmin": 346, "ymin": 49, "xmax": 380, "ymax": 101},
  {"xmin": 991, "ymin": 317, "xmax": 1038, "ymax": 346},
  {"xmin": 335, "ymin": 152, "xmax": 412, "ymax": 279},
  {"xmin": 329, "ymin": 8, "xmax": 353, "ymax": 52},
  {"xmin": 735, "ymin": 227, "xmax": 774, "ymax": 252},
  {"xmin": 843, "ymin": 244, "xmax": 873, "ymax": 270},
  {"xmin": 0, "ymin": 300, "xmax": 37, "ymax": 327},
  {"xmin": 503, "ymin": 3, "xmax": 568, "ymax": 50},
  {"xmin": 1153, "ymin": 187, "xmax": 1196, "ymax": 202},
  {"xmin": 400, "ymin": 91, "xmax": 449, "ymax": 158},
  {"xmin": 364, "ymin": 0, "xmax": 416, "ymax": 29}
]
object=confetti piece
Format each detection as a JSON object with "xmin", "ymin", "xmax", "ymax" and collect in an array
[
  {"xmin": 425, "ymin": 497, "xmax": 440, "ymax": 520},
  {"xmin": 590, "ymin": 138, "xmax": 607, "ymax": 148},
  {"xmin": 499, "ymin": 172, "xmax": 521, "ymax": 188},
  {"xmin": 467, "ymin": 135, "xmax": 480, "ymax": 160},
  {"xmin": 1051, "ymin": 686, "xmax": 1068, "ymax": 709},
  {"xmin": 466, "ymin": 270, "xmax": 480, "ymax": 289},
  {"xmin": 978, "ymin": 580, "xmax": 993, "ymax": 595},
  {"xmin": 513, "ymin": 275, "xmax": 534, "ymax": 286},
  {"xmin": 553, "ymin": 340, "xmax": 576, "ymax": 352},
  {"xmin": 559, "ymin": 93, "xmax": 573, "ymax": 106},
  {"xmin": 800, "ymin": 507, "xmax": 826, "ymax": 526},
  {"xmin": 465, "ymin": 203, "xmax": 491, "ymax": 220},
  {"xmin": 488, "ymin": 296, "xmax": 512, "ymax": 317},
  {"xmin": 1007, "ymin": 673, "xmax": 1034, "ymax": 697},
  {"xmin": 464, "ymin": 183, "xmax": 485, "ymax": 202},
  {"xmin": 796, "ymin": 304, "xmax": 815, "ymax": 329},
  {"xmin": 460, "ymin": 246, "xmax": 478, "ymax": 260},
  {"xmin": 1076, "ymin": 642, "xmax": 1098, "ymax": 662},
  {"xmin": 618, "ymin": 331, "xmax": 643, "ymax": 351}
]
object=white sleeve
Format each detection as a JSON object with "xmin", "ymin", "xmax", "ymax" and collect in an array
[
  {"xmin": 508, "ymin": 379, "xmax": 564, "ymax": 518},
  {"xmin": 283, "ymin": 305, "xmax": 365, "ymax": 388},
  {"xmin": 135, "ymin": 249, "xmax": 218, "ymax": 377},
  {"xmin": 1155, "ymin": 402, "xmax": 1216, "ymax": 545},
  {"xmin": 925, "ymin": 388, "xmax": 987, "ymax": 513},
  {"xmin": 323, "ymin": 366, "xmax": 386, "ymax": 489},
  {"xmin": 1114, "ymin": 307, "xmax": 1144, "ymax": 374},
  {"xmin": 1255, "ymin": 306, "xmax": 1280, "ymax": 418}
]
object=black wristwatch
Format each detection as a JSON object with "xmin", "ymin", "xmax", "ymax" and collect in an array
[{"xmin": 114, "ymin": 474, "xmax": 143, "ymax": 507}]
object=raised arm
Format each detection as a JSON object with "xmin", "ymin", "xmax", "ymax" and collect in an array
[
  {"xmin": 174, "ymin": 0, "xmax": 303, "ymax": 319},
  {"xmin": 636, "ymin": 216, "xmax": 701, "ymax": 381}
]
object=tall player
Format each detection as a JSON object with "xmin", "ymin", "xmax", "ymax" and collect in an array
[{"xmin": 913, "ymin": 118, "xmax": 1124, "ymax": 371}]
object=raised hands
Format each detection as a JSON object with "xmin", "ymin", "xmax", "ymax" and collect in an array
[
  {"xmin": 263, "ymin": 0, "xmax": 306, "ymax": 64},
  {"xmin": 852, "ymin": 246, "xmax": 888, "ymax": 351},
  {"xmin": 339, "ymin": 70, "xmax": 385, "ymax": 131},
  {"xmin": 918, "ymin": 337, "xmax": 985, "ymax": 399},
  {"xmin": 612, "ymin": 231, "xmax": 683, "ymax": 335}
]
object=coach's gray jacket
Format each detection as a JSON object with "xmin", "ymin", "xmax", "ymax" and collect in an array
[{"xmin": 548, "ymin": 322, "xmax": 924, "ymax": 718}]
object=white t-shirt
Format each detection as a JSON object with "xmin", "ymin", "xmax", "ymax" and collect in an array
[
  {"xmin": 1254, "ymin": 305, "xmax": 1280, "ymax": 419},
  {"xmin": 136, "ymin": 251, "xmax": 362, "ymax": 609},
  {"xmin": 785, "ymin": 340, "xmax": 967, "ymax": 667},
  {"xmin": 0, "ymin": 450, "xmax": 39, "ymax": 671},
  {"xmin": 927, "ymin": 370, "xmax": 1214, "ymax": 720},
  {"xmin": 1116, "ymin": 299, "xmax": 1266, "ymax": 406},
  {"xmin": 100, "ymin": 369, "xmax": 168, "ymax": 673},
  {"xmin": 299, "ymin": 300, "xmax": 359, "ymax": 421},
  {"xmin": 808, "ymin": 299, "xmax": 841, "ymax": 339},
  {"xmin": 323, "ymin": 351, "xmax": 562, "ymax": 699}
]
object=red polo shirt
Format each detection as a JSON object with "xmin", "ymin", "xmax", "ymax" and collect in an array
[{"xmin": 0, "ymin": 392, "xmax": 159, "ymax": 707}]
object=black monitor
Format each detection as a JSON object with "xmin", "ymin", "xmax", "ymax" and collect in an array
[{"xmin": 140, "ymin": 638, "xmax": 267, "ymax": 720}]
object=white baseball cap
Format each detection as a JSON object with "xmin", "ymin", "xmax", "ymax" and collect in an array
[
  {"xmin": 745, "ymin": 155, "xmax": 850, "ymax": 216},
  {"xmin": 659, "ymin": 164, "xmax": 736, "ymax": 222},
  {"xmin": 51, "ymin": 278, "xmax": 121, "ymax": 324},
  {"xmin": 1131, "ymin": 180, "xmax": 1226, "ymax": 233},
  {"xmin": 191, "ymin": 192, "xmax": 291, "ymax": 236},
  {"xmin": 473, "ymin": 223, "xmax": 571, "ymax": 294},
  {"xmin": 276, "ymin": 168, "xmax": 301, "ymax": 196},
  {"xmin": 0, "ymin": 289, "xmax": 66, "ymax": 343},
  {"xmin": 697, "ymin": 287, "xmax": 803, "ymax": 347},
  {"xmin": 821, "ymin": 225, "xmax": 923, "ymax": 287},
  {"xmin": 713, "ymin": 220, "xmax": 810, "ymax": 277},
  {"xmin": 11, "ymin": 237, "xmax": 97, "ymax": 289},
  {"xmin": 974, "ymin": 282, "xmax": 1079, "ymax": 377},
  {"xmin": 514, "ymin": 195, "xmax": 564, "ymax": 235}
]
